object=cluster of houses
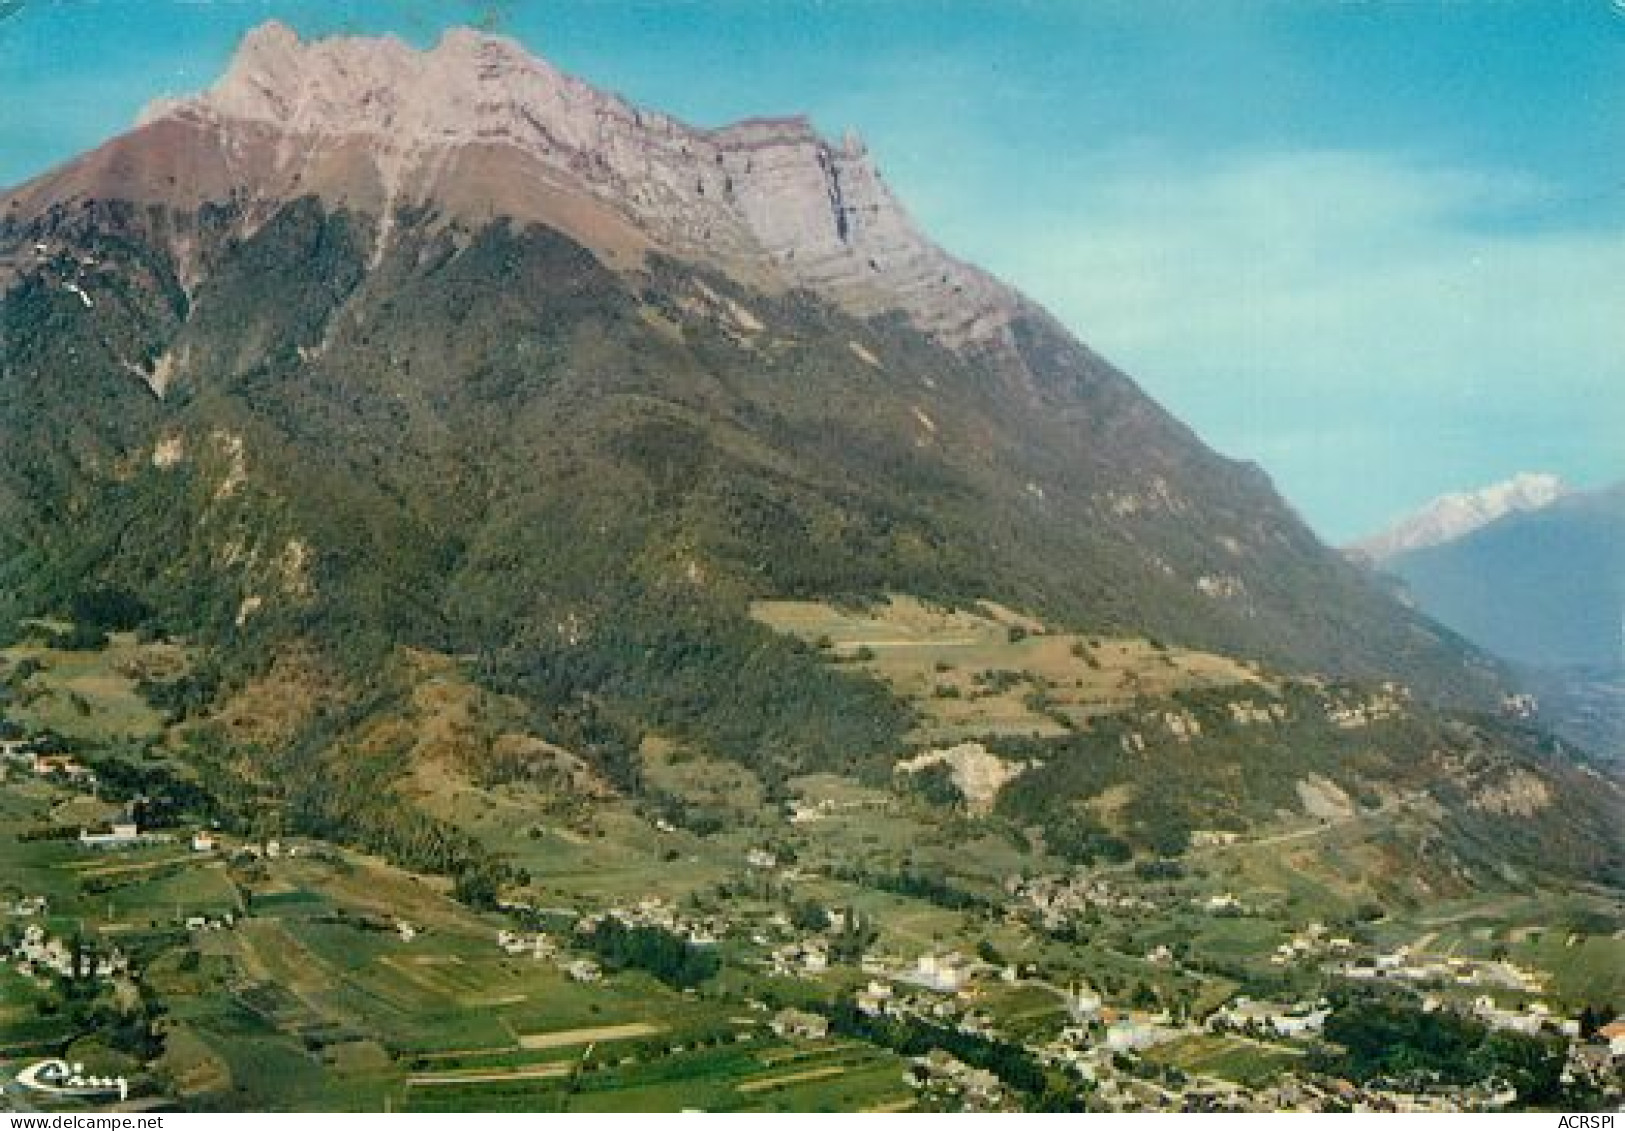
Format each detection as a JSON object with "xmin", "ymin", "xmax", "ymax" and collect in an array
[
  {"xmin": 1322, "ymin": 683, "xmax": 1409, "ymax": 729},
  {"xmin": 5, "ymin": 731, "xmax": 227, "ymax": 860},
  {"xmin": 1451, "ymin": 994, "xmax": 1581, "ymax": 1039},
  {"xmin": 1209, "ymin": 997, "xmax": 1331, "ymax": 1039},
  {"xmin": 496, "ymin": 927, "xmax": 555, "ymax": 959},
  {"xmin": 78, "ymin": 819, "xmax": 172, "ymax": 850},
  {"xmin": 758, "ymin": 902, "xmax": 876, "ymax": 976},
  {"xmin": 1, "ymin": 738, "xmax": 96, "ymax": 786},
  {"xmin": 897, "ymin": 950, "xmax": 975, "ymax": 994},
  {"xmin": 1336, "ymin": 945, "xmax": 1546, "ymax": 994},
  {"xmin": 853, "ymin": 954, "xmax": 1194, "ymax": 1066},
  {"xmin": 75, "ymin": 822, "xmax": 226, "ymax": 853},
  {"xmin": 1157, "ymin": 710, "xmax": 1205, "ymax": 743},
  {"xmin": 1, "ymin": 923, "xmax": 128, "ymax": 981},
  {"xmin": 785, "ymin": 794, "xmax": 888, "ymax": 825},
  {"xmin": 807, "ymin": 915, "xmax": 1618, "ymax": 1113},
  {"xmin": 231, "ymin": 838, "xmax": 307, "ymax": 861},
  {"xmin": 1038, "ymin": 1015, "xmax": 1584, "ymax": 1114},
  {"xmin": 1499, "ymin": 693, "xmax": 1539, "ymax": 720},
  {"xmin": 1224, "ymin": 699, "xmax": 1288, "ymax": 727},
  {"xmin": 6, "ymin": 894, "xmax": 48, "ymax": 917},
  {"xmin": 1034, "ymin": 1010, "xmax": 1195, "ymax": 1091},
  {"xmin": 576, "ymin": 895, "xmax": 724, "ymax": 948},
  {"xmin": 849, "ymin": 937, "xmax": 1612, "ymax": 1115},
  {"xmin": 906, "ymin": 1049, "xmax": 1005, "ymax": 1111},
  {"xmin": 1195, "ymin": 574, "xmax": 1247, "ymax": 601},
  {"xmin": 846, "ymin": 947, "xmax": 1029, "ymax": 1003},
  {"xmin": 1270, "ymin": 921, "xmax": 1356, "ymax": 966},
  {"xmin": 854, "ymin": 979, "xmax": 895, "ymax": 1016},
  {"xmin": 769, "ymin": 1008, "xmax": 828, "ymax": 1040},
  {"xmin": 767, "ymin": 936, "xmax": 828, "ymax": 977},
  {"xmin": 853, "ymin": 976, "xmax": 999, "ymax": 1037},
  {"xmin": 1005, "ymin": 874, "xmax": 1154, "ymax": 930}
]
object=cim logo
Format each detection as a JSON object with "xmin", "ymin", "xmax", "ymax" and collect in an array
[{"xmin": 15, "ymin": 1058, "xmax": 129, "ymax": 1102}]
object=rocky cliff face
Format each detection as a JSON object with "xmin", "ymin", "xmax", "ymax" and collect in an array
[{"xmin": 9, "ymin": 22, "xmax": 1011, "ymax": 346}]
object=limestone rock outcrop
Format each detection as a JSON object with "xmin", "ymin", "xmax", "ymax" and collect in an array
[{"xmin": 17, "ymin": 21, "xmax": 1014, "ymax": 345}]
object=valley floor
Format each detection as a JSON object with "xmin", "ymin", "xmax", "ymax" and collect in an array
[
  {"xmin": 1, "ymin": 609, "xmax": 1620, "ymax": 1112},
  {"xmin": 2, "ymin": 757, "xmax": 1621, "ymax": 1113}
]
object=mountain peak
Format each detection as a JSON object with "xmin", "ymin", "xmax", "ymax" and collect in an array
[
  {"xmin": 148, "ymin": 19, "xmax": 556, "ymax": 136},
  {"xmin": 107, "ymin": 21, "xmax": 1014, "ymax": 344},
  {"xmin": 1351, "ymin": 472, "xmax": 1571, "ymax": 562}
]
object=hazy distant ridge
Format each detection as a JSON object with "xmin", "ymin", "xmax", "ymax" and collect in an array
[{"xmin": 1382, "ymin": 482, "xmax": 1625, "ymax": 672}]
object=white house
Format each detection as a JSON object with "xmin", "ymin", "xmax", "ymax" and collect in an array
[
  {"xmin": 1067, "ymin": 982, "xmax": 1104, "ymax": 1022},
  {"xmin": 902, "ymin": 951, "xmax": 968, "ymax": 993},
  {"xmin": 1105, "ymin": 1019, "xmax": 1163, "ymax": 1051},
  {"xmin": 78, "ymin": 823, "xmax": 145, "ymax": 849},
  {"xmin": 771, "ymin": 1008, "xmax": 829, "ymax": 1040},
  {"xmin": 565, "ymin": 959, "xmax": 602, "ymax": 983}
]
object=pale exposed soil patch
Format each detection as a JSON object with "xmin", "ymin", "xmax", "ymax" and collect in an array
[
  {"xmin": 1469, "ymin": 770, "xmax": 1552, "ymax": 817},
  {"xmin": 895, "ymin": 742, "xmax": 1026, "ymax": 812},
  {"xmin": 1296, "ymin": 775, "xmax": 1356, "ymax": 821},
  {"xmin": 406, "ymin": 1063, "xmax": 571, "ymax": 1088}
]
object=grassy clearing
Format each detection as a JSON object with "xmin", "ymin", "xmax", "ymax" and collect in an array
[
  {"xmin": 642, "ymin": 738, "xmax": 769, "ymax": 818},
  {"xmin": 96, "ymin": 861, "xmax": 241, "ymax": 922},
  {"xmin": 1147, "ymin": 1033, "xmax": 1303, "ymax": 1087},
  {"xmin": 753, "ymin": 595, "xmax": 1261, "ymax": 743},
  {"xmin": 0, "ymin": 965, "xmax": 77, "ymax": 1052},
  {"xmin": 1362, "ymin": 892, "xmax": 1625, "ymax": 1007},
  {"xmin": 978, "ymin": 981, "xmax": 1069, "ymax": 1040},
  {"xmin": 1512, "ymin": 932, "xmax": 1624, "ymax": 1005},
  {"xmin": 0, "ymin": 633, "xmax": 184, "ymax": 742}
]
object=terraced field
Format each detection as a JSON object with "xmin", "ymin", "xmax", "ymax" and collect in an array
[{"xmin": 403, "ymin": 1037, "xmax": 913, "ymax": 1113}]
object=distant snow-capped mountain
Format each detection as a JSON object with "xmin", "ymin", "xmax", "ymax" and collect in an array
[
  {"xmin": 1350, "ymin": 472, "xmax": 1570, "ymax": 562},
  {"xmin": 1377, "ymin": 480, "xmax": 1625, "ymax": 673}
]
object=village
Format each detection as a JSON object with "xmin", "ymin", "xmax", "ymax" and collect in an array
[{"xmin": 1, "ymin": 694, "xmax": 1621, "ymax": 1113}]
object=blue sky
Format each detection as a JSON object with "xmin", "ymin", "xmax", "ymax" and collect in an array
[{"xmin": 2, "ymin": 0, "xmax": 1621, "ymax": 541}]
